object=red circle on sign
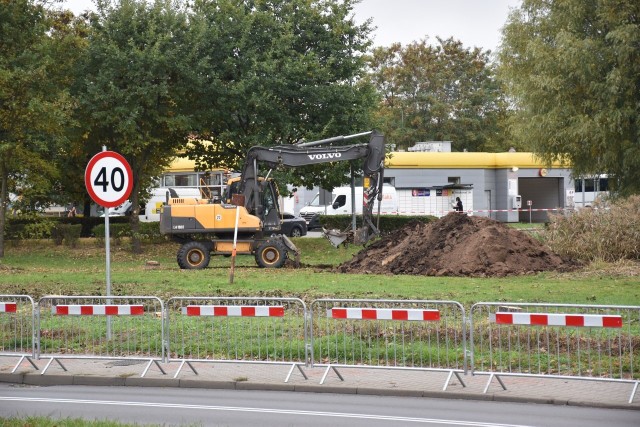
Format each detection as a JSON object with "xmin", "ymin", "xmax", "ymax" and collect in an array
[{"xmin": 85, "ymin": 151, "xmax": 133, "ymax": 208}]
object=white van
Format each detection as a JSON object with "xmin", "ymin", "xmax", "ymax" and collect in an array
[
  {"xmin": 102, "ymin": 187, "xmax": 202, "ymax": 222},
  {"xmin": 299, "ymin": 185, "xmax": 398, "ymax": 227}
]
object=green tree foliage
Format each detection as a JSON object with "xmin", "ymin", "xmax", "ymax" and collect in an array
[
  {"xmin": 73, "ymin": 0, "xmax": 195, "ymax": 252},
  {"xmin": 0, "ymin": 0, "xmax": 78, "ymax": 257},
  {"xmin": 367, "ymin": 38, "xmax": 509, "ymax": 152},
  {"xmin": 184, "ymin": 0, "xmax": 378, "ymax": 191},
  {"xmin": 500, "ymin": 0, "xmax": 640, "ymax": 196}
]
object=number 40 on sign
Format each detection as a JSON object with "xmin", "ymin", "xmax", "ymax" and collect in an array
[{"xmin": 85, "ymin": 151, "xmax": 133, "ymax": 208}]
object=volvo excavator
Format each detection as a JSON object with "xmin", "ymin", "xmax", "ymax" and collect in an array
[{"xmin": 159, "ymin": 130, "xmax": 386, "ymax": 269}]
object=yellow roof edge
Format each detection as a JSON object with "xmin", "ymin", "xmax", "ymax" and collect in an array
[{"xmin": 386, "ymin": 152, "xmax": 569, "ymax": 168}]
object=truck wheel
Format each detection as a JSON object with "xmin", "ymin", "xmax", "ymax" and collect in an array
[
  {"xmin": 255, "ymin": 240, "xmax": 287, "ymax": 268},
  {"xmin": 177, "ymin": 241, "xmax": 211, "ymax": 269}
]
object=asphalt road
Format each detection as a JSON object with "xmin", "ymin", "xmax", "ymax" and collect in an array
[{"xmin": 1, "ymin": 384, "xmax": 638, "ymax": 427}]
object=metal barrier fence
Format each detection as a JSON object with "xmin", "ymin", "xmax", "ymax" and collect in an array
[
  {"xmin": 3, "ymin": 293, "xmax": 638, "ymax": 402},
  {"xmin": 165, "ymin": 297, "xmax": 308, "ymax": 381},
  {"xmin": 37, "ymin": 296, "xmax": 165, "ymax": 377},
  {"xmin": 309, "ymin": 299, "xmax": 467, "ymax": 388},
  {"xmin": 470, "ymin": 302, "xmax": 640, "ymax": 403},
  {"xmin": 0, "ymin": 295, "xmax": 37, "ymax": 373}
]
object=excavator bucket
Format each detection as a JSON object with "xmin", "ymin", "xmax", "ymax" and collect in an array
[{"xmin": 323, "ymin": 228, "xmax": 349, "ymax": 248}]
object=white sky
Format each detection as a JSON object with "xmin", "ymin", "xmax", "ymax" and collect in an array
[{"xmin": 62, "ymin": 0, "xmax": 522, "ymax": 52}]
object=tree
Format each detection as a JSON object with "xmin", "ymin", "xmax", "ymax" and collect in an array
[
  {"xmin": 0, "ymin": 0, "xmax": 78, "ymax": 257},
  {"xmin": 73, "ymin": 0, "xmax": 195, "ymax": 253},
  {"xmin": 184, "ymin": 0, "xmax": 378, "ymax": 191},
  {"xmin": 499, "ymin": 0, "xmax": 640, "ymax": 196},
  {"xmin": 367, "ymin": 38, "xmax": 509, "ymax": 152}
]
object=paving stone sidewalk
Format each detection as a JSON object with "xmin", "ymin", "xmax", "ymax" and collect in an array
[{"xmin": 1, "ymin": 357, "xmax": 638, "ymax": 411}]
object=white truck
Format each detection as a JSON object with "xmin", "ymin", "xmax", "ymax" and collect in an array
[{"xmin": 299, "ymin": 185, "xmax": 398, "ymax": 229}]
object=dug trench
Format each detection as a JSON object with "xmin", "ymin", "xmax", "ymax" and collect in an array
[{"xmin": 336, "ymin": 213, "xmax": 579, "ymax": 277}]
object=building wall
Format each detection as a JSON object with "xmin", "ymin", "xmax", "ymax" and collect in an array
[{"xmin": 383, "ymin": 168, "xmax": 575, "ymax": 222}]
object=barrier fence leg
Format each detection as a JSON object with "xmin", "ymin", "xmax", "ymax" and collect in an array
[
  {"xmin": 141, "ymin": 359, "xmax": 166, "ymax": 377},
  {"xmin": 453, "ymin": 371, "xmax": 467, "ymax": 389},
  {"xmin": 41, "ymin": 357, "xmax": 67, "ymax": 375},
  {"xmin": 443, "ymin": 370, "xmax": 454, "ymax": 391},
  {"xmin": 629, "ymin": 381, "xmax": 639, "ymax": 404},
  {"xmin": 320, "ymin": 365, "xmax": 344, "ymax": 385},
  {"xmin": 173, "ymin": 360, "xmax": 198, "ymax": 379},
  {"xmin": 285, "ymin": 363, "xmax": 308, "ymax": 383},
  {"xmin": 483, "ymin": 373, "xmax": 507, "ymax": 394},
  {"xmin": 11, "ymin": 356, "xmax": 39, "ymax": 373}
]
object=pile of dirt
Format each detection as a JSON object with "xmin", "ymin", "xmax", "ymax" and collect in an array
[{"xmin": 336, "ymin": 213, "xmax": 578, "ymax": 277}]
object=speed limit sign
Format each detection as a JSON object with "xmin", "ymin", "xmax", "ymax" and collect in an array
[{"xmin": 85, "ymin": 151, "xmax": 133, "ymax": 208}]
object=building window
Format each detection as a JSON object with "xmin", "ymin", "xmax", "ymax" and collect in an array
[{"xmin": 448, "ymin": 177, "xmax": 460, "ymax": 185}]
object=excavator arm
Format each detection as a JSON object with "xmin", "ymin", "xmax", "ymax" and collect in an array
[{"xmin": 237, "ymin": 130, "xmax": 386, "ymax": 246}]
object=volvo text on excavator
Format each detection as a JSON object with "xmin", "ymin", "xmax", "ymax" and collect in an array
[{"xmin": 159, "ymin": 130, "xmax": 386, "ymax": 269}]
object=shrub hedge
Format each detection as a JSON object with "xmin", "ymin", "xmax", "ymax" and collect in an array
[
  {"xmin": 5, "ymin": 214, "xmax": 436, "ymax": 243},
  {"xmin": 4, "ymin": 216, "xmax": 130, "ymax": 240},
  {"xmin": 92, "ymin": 221, "xmax": 166, "ymax": 244},
  {"xmin": 319, "ymin": 214, "xmax": 437, "ymax": 233}
]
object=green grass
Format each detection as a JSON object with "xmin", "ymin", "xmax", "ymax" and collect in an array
[
  {"xmin": 0, "ymin": 237, "xmax": 638, "ymax": 306},
  {"xmin": 1, "ymin": 237, "xmax": 638, "ymax": 381}
]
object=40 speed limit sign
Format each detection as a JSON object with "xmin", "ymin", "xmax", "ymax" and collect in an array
[{"xmin": 85, "ymin": 151, "xmax": 133, "ymax": 208}]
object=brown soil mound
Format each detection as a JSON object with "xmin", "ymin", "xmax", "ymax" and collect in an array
[{"xmin": 337, "ymin": 213, "xmax": 578, "ymax": 277}]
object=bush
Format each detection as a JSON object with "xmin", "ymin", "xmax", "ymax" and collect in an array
[
  {"xmin": 19, "ymin": 218, "xmax": 56, "ymax": 240},
  {"xmin": 62, "ymin": 224, "xmax": 82, "ymax": 248},
  {"xmin": 319, "ymin": 214, "xmax": 437, "ymax": 233},
  {"xmin": 543, "ymin": 195, "xmax": 640, "ymax": 262},
  {"xmin": 92, "ymin": 221, "xmax": 165, "ymax": 244},
  {"xmin": 92, "ymin": 223, "xmax": 131, "ymax": 245},
  {"xmin": 51, "ymin": 225, "xmax": 65, "ymax": 245},
  {"xmin": 5, "ymin": 215, "xmax": 130, "ymax": 239},
  {"xmin": 132, "ymin": 221, "xmax": 166, "ymax": 243}
]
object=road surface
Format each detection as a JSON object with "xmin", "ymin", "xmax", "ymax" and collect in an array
[{"xmin": 1, "ymin": 384, "xmax": 638, "ymax": 426}]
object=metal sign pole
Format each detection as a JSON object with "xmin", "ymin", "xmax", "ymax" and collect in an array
[
  {"xmin": 105, "ymin": 206, "xmax": 112, "ymax": 339},
  {"xmin": 102, "ymin": 146, "xmax": 112, "ymax": 340}
]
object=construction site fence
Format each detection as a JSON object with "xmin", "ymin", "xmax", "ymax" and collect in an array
[
  {"xmin": 308, "ymin": 298, "xmax": 467, "ymax": 388},
  {"xmin": 1, "ymin": 294, "xmax": 639, "ymax": 399},
  {"xmin": 469, "ymin": 302, "xmax": 640, "ymax": 403},
  {"xmin": 0, "ymin": 295, "xmax": 36, "ymax": 373},
  {"xmin": 165, "ymin": 297, "xmax": 308, "ymax": 380},
  {"xmin": 35, "ymin": 296, "xmax": 166, "ymax": 376}
]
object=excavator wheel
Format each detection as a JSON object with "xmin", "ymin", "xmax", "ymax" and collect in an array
[
  {"xmin": 177, "ymin": 241, "xmax": 211, "ymax": 269},
  {"xmin": 255, "ymin": 239, "xmax": 287, "ymax": 268}
]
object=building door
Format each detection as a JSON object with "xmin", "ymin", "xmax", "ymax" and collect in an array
[{"xmin": 485, "ymin": 190, "xmax": 492, "ymax": 219}]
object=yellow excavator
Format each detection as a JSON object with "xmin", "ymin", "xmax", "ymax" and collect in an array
[{"xmin": 159, "ymin": 130, "xmax": 386, "ymax": 269}]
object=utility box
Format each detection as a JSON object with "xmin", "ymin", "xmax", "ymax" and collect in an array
[{"xmin": 512, "ymin": 195, "xmax": 522, "ymax": 209}]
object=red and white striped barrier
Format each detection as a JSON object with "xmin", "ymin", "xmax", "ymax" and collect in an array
[
  {"xmin": 328, "ymin": 307, "xmax": 440, "ymax": 321},
  {"xmin": 182, "ymin": 305, "xmax": 285, "ymax": 317},
  {"xmin": 0, "ymin": 302, "xmax": 17, "ymax": 313},
  {"xmin": 493, "ymin": 312, "xmax": 622, "ymax": 328},
  {"xmin": 53, "ymin": 305, "xmax": 144, "ymax": 316}
]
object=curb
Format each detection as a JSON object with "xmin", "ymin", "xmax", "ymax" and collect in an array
[{"xmin": 1, "ymin": 374, "xmax": 638, "ymax": 411}]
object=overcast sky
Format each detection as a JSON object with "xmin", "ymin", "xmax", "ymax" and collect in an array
[{"xmin": 62, "ymin": 0, "xmax": 522, "ymax": 52}]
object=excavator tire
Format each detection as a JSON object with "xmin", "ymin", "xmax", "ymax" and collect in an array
[
  {"xmin": 177, "ymin": 241, "xmax": 211, "ymax": 269},
  {"xmin": 255, "ymin": 239, "xmax": 287, "ymax": 268}
]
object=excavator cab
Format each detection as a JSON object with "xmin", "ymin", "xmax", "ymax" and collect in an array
[{"xmin": 223, "ymin": 176, "xmax": 282, "ymax": 234}]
